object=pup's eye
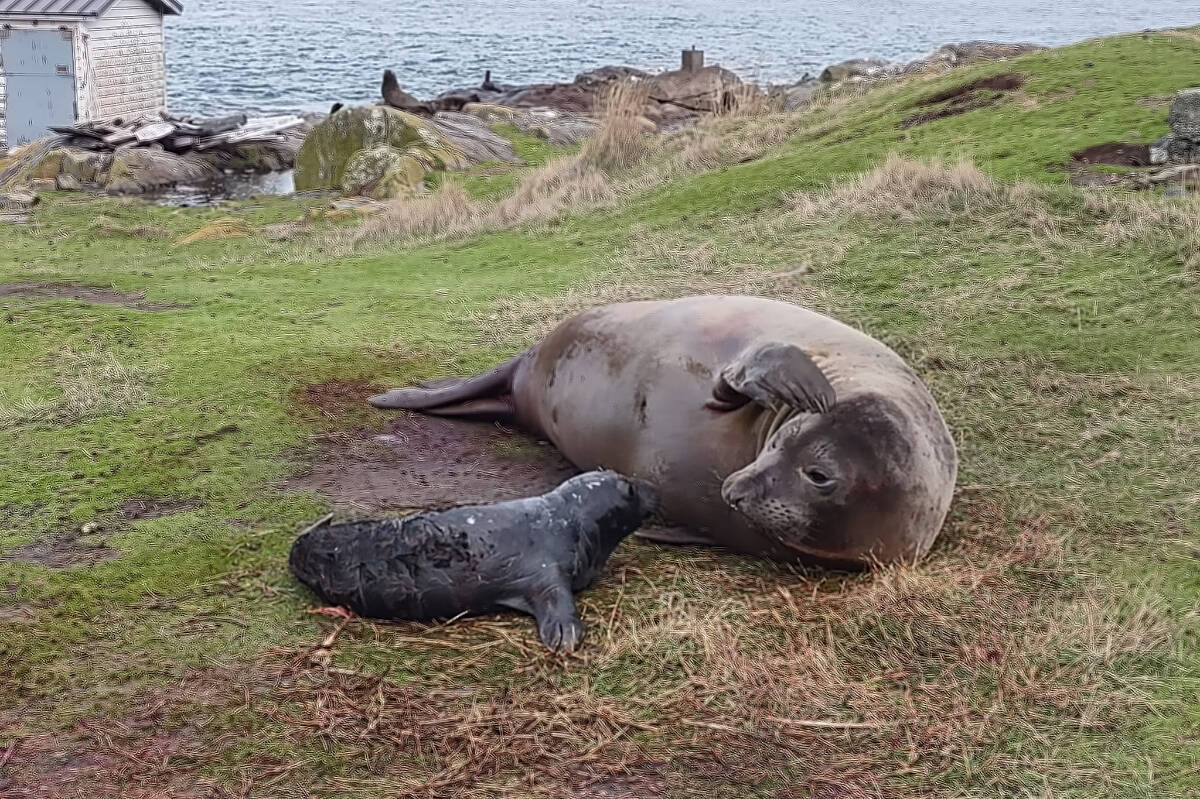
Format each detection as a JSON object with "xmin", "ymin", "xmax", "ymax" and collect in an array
[{"xmin": 804, "ymin": 467, "xmax": 836, "ymax": 489}]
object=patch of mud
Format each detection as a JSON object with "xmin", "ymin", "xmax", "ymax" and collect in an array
[
  {"xmin": 919, "ymin": 73, "xmax": 1026, "ymax": 106},
  {"xmin": 899, "ymin": 73, "xmax": 1025, "ymax": 129},
  {"xmin": 0, "ymin": 604, "xmax": 38, "ymax": 624},
  {"xmin": 292, "ymin": 377, "xmax": 384, "ymax": 432},
  {"xmin": 289, "ymin": 412, "xmax": 578, "ymax": 511},
  {"xmin": 1071, "ymin": 142, "xmax": 1152, "ymax": 167},
  {"xmin": 1067, "ymin": 163, "xmax": 1127, "ymax": 188},
  {"xmin": 0, "ymin": 281, "xmax": 182, "ymax": 312},
  {"xmin": 0, "ymin": 535, "xmax": 118, "ymax": 568},
  {"xmin": 120, "ymin": 497, "xmax": 199, "ymax": 521}
]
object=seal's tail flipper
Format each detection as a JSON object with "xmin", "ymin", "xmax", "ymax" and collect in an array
[{"xmin": 368, "ymin": 354, "xmax": 523, "ymax": 413}]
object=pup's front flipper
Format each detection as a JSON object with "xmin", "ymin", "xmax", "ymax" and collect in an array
[{"xmin": 523, "ymin": 578, "xmax": 585, "ymax": 653}]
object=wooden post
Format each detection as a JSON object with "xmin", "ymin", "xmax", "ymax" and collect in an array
[{"xmin": 682, "ymin": 48, "xmax": 704, "ymax": 72}]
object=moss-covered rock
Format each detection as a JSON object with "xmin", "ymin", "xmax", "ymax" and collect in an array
[
  {"xmin": 294, "ymin": 105, "xmax": 465, "ymax": 192},
  {"xmin": 341, "ymin": 145, "xmax": 428, "ymax": 199}
]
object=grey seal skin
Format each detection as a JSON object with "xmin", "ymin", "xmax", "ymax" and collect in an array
[
  {"xmin": 369, "ymin": 295, "xmax": 958, "ymax": 569},
  {"xmin": 288, "ymin": 471, "xmax": 657, "ymax": 652}
]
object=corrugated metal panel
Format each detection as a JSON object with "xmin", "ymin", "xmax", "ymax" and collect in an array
[{"xmin": 0, "ymin": 0, "xmax": 181, "ymax": 17}]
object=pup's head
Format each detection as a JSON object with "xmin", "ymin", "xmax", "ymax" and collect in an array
[{"xmin": 555, "ymin": 470, "xmax": 659, "ymax": 543}]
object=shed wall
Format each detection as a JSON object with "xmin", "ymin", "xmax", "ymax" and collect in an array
[
  {"xmin": 0, "ymin": 0, "xmax": 166, "ymax": 155},
  {"xmin": 83, "ymin": 0, "xmax": 166, "ymax": 120}
]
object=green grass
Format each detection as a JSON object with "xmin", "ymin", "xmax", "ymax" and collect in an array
[{"xmin": 1, "ymin": 27, "xmax": 1198, "ymax": 798}]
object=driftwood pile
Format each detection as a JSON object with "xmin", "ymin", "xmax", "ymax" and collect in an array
[{"xmin": 49, "ymin": 113, "xmax": 305, "ymax": 156}]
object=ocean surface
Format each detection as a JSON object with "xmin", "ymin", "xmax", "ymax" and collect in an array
[{"xmin": 164, "ymin": 1, "xmax": 1199, "ymax": 116}]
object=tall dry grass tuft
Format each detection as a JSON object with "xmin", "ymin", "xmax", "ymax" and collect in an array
[
  {"xmin": 579, "ymin": 80, "xmax": 655, "ymax": 174},
  {"xmin": 788, "ymin": 154, "xmax": 1016, "ymax": 222},
  {"xmin": 351, "ymin": 183, "xmax": 485, "ymax": 246}
]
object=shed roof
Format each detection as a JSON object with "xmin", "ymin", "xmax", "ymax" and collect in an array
[{"xmin": 0, "ymin": 0, "xmax": 182, "ymax": 17}]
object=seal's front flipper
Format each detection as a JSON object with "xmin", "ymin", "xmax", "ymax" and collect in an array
[
  {"xmin": 525, "ymin": 579, "xmax": 585, "ymax": 653},
  {"xmin": 369, "ymin": 354, "xmax": 523, "ymax": 413},
  {"xmin": 706, "ymin": 342, "xmax": 835, "ymax": 414}
]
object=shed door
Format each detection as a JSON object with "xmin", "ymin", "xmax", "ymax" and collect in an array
[{"xmin": 2, "ymin": 28, "xmax": 76, "ymax": 147}]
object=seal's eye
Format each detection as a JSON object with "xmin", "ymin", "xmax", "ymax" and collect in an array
[{"xmin": 803, "ymin": 467, "xmax": 837, "ymax": 492}]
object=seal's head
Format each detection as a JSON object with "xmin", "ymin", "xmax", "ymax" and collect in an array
[
  {"xmin": 721, "ymin": 394, "xmax": 954, "ymax": 568},
  {"xmin": 556, "ymin": 470, "xmax": 659, "ymax": 544}
]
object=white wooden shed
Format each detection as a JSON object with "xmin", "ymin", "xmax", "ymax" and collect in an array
[{"xmin": 0, "ymin": 0, "xmax": 182, "ymax": 154}]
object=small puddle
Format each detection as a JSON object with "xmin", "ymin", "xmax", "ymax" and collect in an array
[{"xmin": 151, "ymin": 169, "xmax": 295, "ymax": 207}]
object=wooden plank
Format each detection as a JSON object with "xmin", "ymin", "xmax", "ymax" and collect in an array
[
  {"xmin": 102, "ymin": 127, "xmax": 138, "ymax": 146},
  {"xmin": 134, "ymin": 121, "xmax": 176, "ymax": 144}
]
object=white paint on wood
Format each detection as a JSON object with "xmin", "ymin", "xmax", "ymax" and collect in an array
[{"xmin": 83, "ymin": 0, "xmax": 167, "ymax": 122}]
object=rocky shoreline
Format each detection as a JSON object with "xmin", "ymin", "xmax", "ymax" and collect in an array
[{"xmin": 0, "ymin": 38, "xmax": 1111, "ymax": 210}]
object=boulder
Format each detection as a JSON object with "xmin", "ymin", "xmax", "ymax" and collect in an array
[
  {"xmin": 104, "ymin": 148, "xmax": 222, "ymax": 195},
  {"xmin": 780, "ymin": 80, "xmax": 821, "ymax": 111},
  {"xmin": 647, "ymin": 65, "xmax": 743, "ymax": 113},
  {"xmin": 574, "ymin": 65, "xmax": 651, "ymax": 89},
  {"xmin": 462, "ymin": 103, "xmax": 517, "ymax": 123},
  {"xmin": 0, "ymin": 189, "xmax": 38, "ymax": 212},
  {"xmin": 431, "ymin": 112, "xmax": 522, "ymax": 163},
  {"xmin": 293, "ymin": 105, "xmax": 466, "ymax": 193},
  {"xmin": 905, "ymin": 41, "xmax": 1046, "ymax": 73},
  {"xmin": 55, "ymin": 173, "xmax": 83, "ymax": 191},
  {"xmin": 33, "ymin": 149, "xmax": 65, "ymax": 180},
  {"xmin": 512, "ymin": 109, "xmax": 601, "ymax": 146},
  {"xmin": 341, "ymin": 145, "xmax": 427, "ymax": 200},
  {"xmin": 1168, "ymin": 89, "xmax": 1200, "ymax": 140},
  {"xmin": 498, "ymin": 83, "xmax": 597, "ymax": 113},
  {"xmin": 820, "ymin": 58, "xmax": 897, "ymax": 83},
  {"xmin": 61, "ymin": 149, "xmax": 102, "ymax": 183}
]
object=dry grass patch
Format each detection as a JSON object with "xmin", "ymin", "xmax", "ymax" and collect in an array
[
  {"xmin": 0, "ymin": 345, "xmax": 155, "ymax": 429},
  {"xmin": 249, "ymin": 495, "xmax": 1180, "ymax": 797},
  {"xmin": 89, "ymin": 215, "xmax": 170, "ymax": 241}
]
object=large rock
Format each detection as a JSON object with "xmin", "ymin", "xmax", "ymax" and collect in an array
[
  {"xmin": 820, "ymin": 58, "xmax": 897, "ymax": 83},
  {"xmin": 430, "ymin": 112, "xmax": 522, "ymax": 163},
  {"xmin": 574, "ymin": 65, "xmax": 651, "ymax": 89},
  {"xmin": 498, "ymin": 83, "xmax": 597, "ymax": 113},
  {"xmin": 512, "ymin": 108, "xmax": 601, "ymax": 146},
  {"xmin": 905, "ymin": 41, "xmax": 1046, "ymax": 73},
  {"xmin": 61, "ymin": 149, "xmax": 103, "ymax": 183},
  {"xmin": 340, "ymin": 145, "xmax": 427, "ymax": 200},
  {"xmin": 104, "ymin": 148, "xmax": 221, "ymax": 194},
  {"xmin": 294, "ymin": 105, "xmax": 466, "ymax": 192},
  {"xmin": 647, "ymin": 65, "xmax": 743, "ymax": 113},
  {"xmin": 1168, "ymin": 89, "xmax": 1200, "ymax": 140}
]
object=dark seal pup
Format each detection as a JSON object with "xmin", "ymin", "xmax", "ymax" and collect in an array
[
  {"xmin": 288, "ymin": 471, "xmax": 656, "ymax": 652},
  {"xmin": 368, "ymin": 295, "xmax": 958, "ymax": 569}
]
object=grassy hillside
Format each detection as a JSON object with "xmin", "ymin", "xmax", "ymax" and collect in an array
[{"xmin": 1, "ymin": 28, "xmax": 1198, "ymax": 798}]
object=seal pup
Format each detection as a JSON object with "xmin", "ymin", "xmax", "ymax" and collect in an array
[
  {"xmin": 288, "ymin": 471, "xmax": 657, "ymax": 652},
  {"xmin": 368, "ymin": 295, "xmax": 958, "ymax": 569}
]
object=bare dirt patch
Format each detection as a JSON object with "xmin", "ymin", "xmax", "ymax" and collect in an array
[
  {"xmin": 0, "ymin": 281, "xmax": 182, "ymax": 312},
  {"xmin": 919, "ymin": 73, "xmax": 1026, "ymax": 106},
  {"xmin": 899, "ymin": 73, "xmax": 1026, "ymax": 129},
  {"xmin": 1071, "ymin": 142, "xmax": 1152, "ymax": 166},
  {"xmin": 289, "ymin": 411, "xmax": 578, "ymax": 511},
  {"xmin": 0, "ymin": 535, "xmax": 118, "ymax": 569}
]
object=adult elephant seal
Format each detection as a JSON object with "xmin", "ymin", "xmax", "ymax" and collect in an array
[{"xmin": 369, "ymin": 296, "xmax": 958, "ymax": 568}]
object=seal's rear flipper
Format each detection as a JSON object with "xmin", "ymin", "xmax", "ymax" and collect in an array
[{"xmin": 369, "ymin": 354, "xmax": 523, "ymax": 412}]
